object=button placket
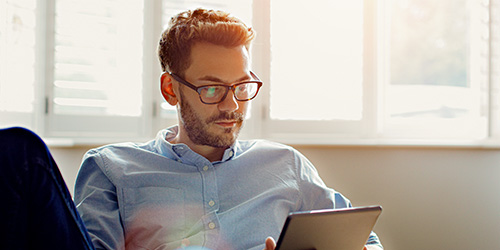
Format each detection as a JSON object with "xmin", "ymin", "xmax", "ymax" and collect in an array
[
  {"xmin": 198, "ymin": 161, "xmax": 220, "ymax": 230},
  {"xmin": 201, "ymin": 212, "xmax": 220, "ymax": 231}
]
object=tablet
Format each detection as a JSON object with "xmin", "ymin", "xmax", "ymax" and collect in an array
[{"xmin": 275, "ymin": 206, "xmax": 382, "ymax": 250}]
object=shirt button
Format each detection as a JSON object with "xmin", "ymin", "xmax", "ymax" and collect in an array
[
  {"xmin": 209, "ymin": 200, "xmax": 215, "ymax": 207},
  {"xmin": 203, "ymin": 166, "xmax": 209, "ymax": 171},
  {"xmin": 177, "ymin": 159, "xmax": 182, "ymax": 163},
  {"xmin": 208, "ymin": 222, "xmax": 216, "ymax": 229}
]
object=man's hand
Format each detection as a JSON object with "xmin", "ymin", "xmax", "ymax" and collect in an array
[{"xmin": 262, "ymin": 237, "xmax": 276, "ymax": 250}]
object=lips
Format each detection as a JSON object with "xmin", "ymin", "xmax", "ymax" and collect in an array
[
  {"xmin": 215, "ymin": 120, "xmax": 238, "ymax": 128},
  {"xmin": 207, "ymin": 112, "xmax": 244, "ymax": 129}
]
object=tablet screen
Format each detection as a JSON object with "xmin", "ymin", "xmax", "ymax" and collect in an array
[{"xmin": 275, "ymin": 206, "xmax": 382, "ymax": 250}]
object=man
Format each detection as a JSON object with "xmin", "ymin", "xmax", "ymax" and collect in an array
[{"xmin": 74, "ymin": 8, "xmax": 383, "ymax": 250}]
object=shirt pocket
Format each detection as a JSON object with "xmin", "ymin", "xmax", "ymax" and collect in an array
[{"xmin": 121, "ymin": 186, "xmax": 186, "ymax": 248}]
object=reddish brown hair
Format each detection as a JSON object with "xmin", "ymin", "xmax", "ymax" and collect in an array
[{"xmin": 158, "ymin": 8, "xmax": 255, "ymax": 76}]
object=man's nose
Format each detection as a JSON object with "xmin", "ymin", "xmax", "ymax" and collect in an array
[{"xmin": 217, "ymin": 91, "xmax": 239, "ymax": 112}]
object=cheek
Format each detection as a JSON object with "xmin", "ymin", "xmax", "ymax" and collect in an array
[
  {"xmin": 238, "ymin": 102, "xmax": 250, "ymax": 114},
  {"xmin": 201, "ymin": 106, "xmax": 222, "ymax": 120}
]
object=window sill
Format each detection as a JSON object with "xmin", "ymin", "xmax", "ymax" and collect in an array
[
  {"xmin": 44, "ymin": 133, "xmax": 500, "ymax": 149},
  {"xmin": 43, "ymin": 136, "xmax": 153, "ymax": 148},
  {"xmin": 271, "ymin": 136, "xmax": 500, "ymax": 149}
]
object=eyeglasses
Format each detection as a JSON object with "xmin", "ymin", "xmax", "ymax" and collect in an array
[{"xmin": 169, "ymin": 71, "xmax": 263, "ymax": 104}]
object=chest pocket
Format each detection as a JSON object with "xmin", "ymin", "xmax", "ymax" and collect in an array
[{"xmin": 121, "ymin": 187, "xmax": 186, "ymax": 248}]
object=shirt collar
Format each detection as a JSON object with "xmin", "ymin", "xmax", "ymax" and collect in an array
[{"xmin": 154, "ymin": 125, "xmax": 238, "ymax": 163}]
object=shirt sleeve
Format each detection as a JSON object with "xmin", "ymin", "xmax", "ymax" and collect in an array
[
  {"xmin": 293, "ymin": 149, "xmax": 351, "ymax": 210},
  {"xmin": 74, "ymin": 149, "xmax": 125, "ymax": 250},
  {"xmin": 293, "ymin": 150, "xmax": 383, "ymax": 248}
]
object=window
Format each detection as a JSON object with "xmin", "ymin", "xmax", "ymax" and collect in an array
[
  {"xmin": 269, "ymin": 1, "xmax": 363, "ymax": 121},
  {"xmin": 1, "ymin": 0, "xmax": 499, "ymax": 146},
  {"xmin": 0, "ymin": 0, "xmax": 255, "ymax": 143},
  {"xmin": 253, "ymin": 0, "xmax": 367, "ymax": 143},
  {"xmin": 381, "ymin": 0, "xmax": 489, "ymax": 140},
  {"xmin": 0, "ymin": 0, "xmax": 37, "ymax": 129},
  {"xmin": 255, "ymin": 0, "xmax": 497, "ymax": 144},
  {"xmin": 1, "ymin": 0, "xmax": 149, "ymax": 143},
  {"xmin": 52, "ymin": 0, "xmax": 143, "ymax": 117},
  {"xmin": 45, "ymin": 0, "xmax": 146, "ymax": 141}
]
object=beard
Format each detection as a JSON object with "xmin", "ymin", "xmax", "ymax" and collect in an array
[{"xmin": 178, "ymin": 89, "xmax": 244, "ymax": 148}]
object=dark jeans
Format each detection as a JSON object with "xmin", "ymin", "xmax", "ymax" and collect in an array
[{"xmin": 0, "ymin": 127, "xmax": 95, "ymax": 250}]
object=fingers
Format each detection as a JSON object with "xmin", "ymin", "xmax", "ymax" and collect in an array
[{"xmin": 263, "ymin": 237, "xmax": 276, "ymax": 250}]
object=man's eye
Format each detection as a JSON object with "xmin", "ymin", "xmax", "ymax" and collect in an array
[
  {"xmin": 202, "ymin": 86, "xmax": 224, "ymax": 98},
  {"xmin": 205, "ymin": 87, "xmax": 217, "ymax": 97},
  {"xmin": 236, "ymin": 85, "xmax": 247, "ymax": 92}
]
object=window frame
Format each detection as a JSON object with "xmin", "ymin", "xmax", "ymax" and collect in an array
[
  {"xmin": 2, "ymin": 0, "xmax": 500, "ymax": 147},
  {"xmin": 251, "ymin": 0, "xmax": 380, "ymax": 144},
  {"xmin": 250, "ymin": 0, "xmax": 500, "ymax": 146}
]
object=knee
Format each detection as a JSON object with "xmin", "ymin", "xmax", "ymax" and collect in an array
[{"xmin": 0, "ymin": 127, "xmax": 47, "ymax": 151}]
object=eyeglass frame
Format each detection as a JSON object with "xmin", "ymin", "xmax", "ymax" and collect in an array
[{"xmin": 167, "ymin": 71, "xmax": 263, "ymax": 104}]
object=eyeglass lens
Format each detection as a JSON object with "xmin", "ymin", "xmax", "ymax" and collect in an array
[{"xmin": 198, "ymin": 82, "xmax": 260, "ymax": 104}]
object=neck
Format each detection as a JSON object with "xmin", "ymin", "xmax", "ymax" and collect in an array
[
  {"xmin": 192, "ymin": 144, "xmax": 227, "ymax": 162},
  {"xmin": 169, "ymin": 132, "xmax": 228, "ymax": 162}
]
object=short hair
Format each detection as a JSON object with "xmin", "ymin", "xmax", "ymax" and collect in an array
[{"xmin": 158, "ymin": 8, "xmax": 255, "ymax": 75}]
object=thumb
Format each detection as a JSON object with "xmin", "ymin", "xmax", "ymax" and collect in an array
[{"xmin": 263, "ymin": 237, "xmax": 276, "ymax": 250}]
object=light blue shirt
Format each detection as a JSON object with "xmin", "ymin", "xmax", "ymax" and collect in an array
[{"xmin": 75, "ymin": 126, "xmax": 382, "ymax": 250}]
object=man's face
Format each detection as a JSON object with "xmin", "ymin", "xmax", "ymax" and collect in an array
[{"xmin": 175, "ymin": 42, "xmax": 252, "ymax": 148}]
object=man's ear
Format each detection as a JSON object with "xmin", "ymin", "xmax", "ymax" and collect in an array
[{"xmin": 160, "ymin": 73, "xmax": 178, "ymax": 106}]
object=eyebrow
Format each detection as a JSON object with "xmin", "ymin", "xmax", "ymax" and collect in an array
[{"xmin": 198, "ymin": 74, "xmax": 252, "ymax": 84}]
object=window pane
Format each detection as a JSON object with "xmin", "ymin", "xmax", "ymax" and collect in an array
[
  {"xmin": 390, "ymin": 1, "xmax": 468, "ymax": 88},
  {"xmin": 0, "ymin": 0, "xmax": 36, "ymax": 113},
  {"xmin": 270, "ymin": 0, "xmax": 363, "ymax": 121},
  {"xmin": 53, "ymin": 0, "xmax": 144, "ymax": 116},
  {"xmin": 384, "ymin": 0, "xmax": 489, "ymax": 138},
  {"xmin": 162, "ymin": 0, "xmax": 252, "ymax": 28}
]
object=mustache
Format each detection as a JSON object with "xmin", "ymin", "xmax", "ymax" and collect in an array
[{"xmin": 206, "ymin": 112, "xmax": 244, "ymax": 123}]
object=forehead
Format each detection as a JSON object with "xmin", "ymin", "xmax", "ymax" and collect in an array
[{"xmin": 185, "ymin": 42, "xmax": 250, "ymax": 83}]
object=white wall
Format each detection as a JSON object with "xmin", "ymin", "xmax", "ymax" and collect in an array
[{"xmin": 50, "ymin": 145, "xmax": 500, "ymax": 250}]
